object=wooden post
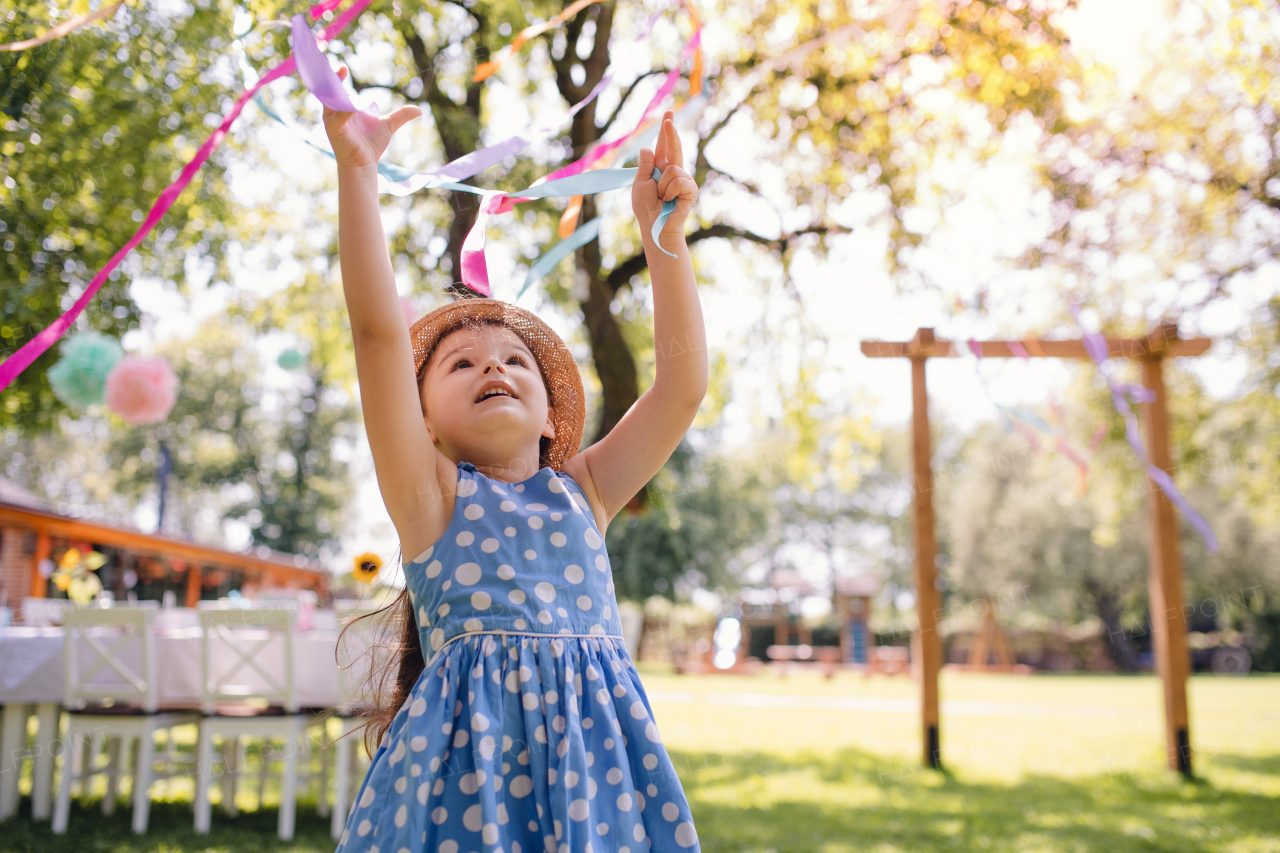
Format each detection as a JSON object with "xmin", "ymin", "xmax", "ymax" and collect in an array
[
  {"xmin": 27, "ymin": 529, "xmax": 51, "ymax": 600},
  {"xmin": 186, "ymin": 564, "xmax": 202, "ymax": 608},
  {"xmin": 911, "ymin": 350, "xmax": 942, "ymax": 769},
  {"xmin": 1141, "ymin": 353, "xmax": 1193, "ymax": 775},
  {"xmin": 863, "ymin": 326, "xmax": 1210, "ymax": 775}
]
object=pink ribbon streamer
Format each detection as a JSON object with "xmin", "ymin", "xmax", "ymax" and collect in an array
[
  {"xmin": 494, "ymin": 26, "xmax": 702, "ymax": 216},
  {"xmin": 461, "ymin": 25, "xmax": 702, "ymax": 292},
  {"xmin": 970, "ymin": 334, "xmax": 1095, "ymax": 484},
  {"xmin": 0, "ymin": 0, "xmax": 373, "ymax": 394},
  {"xmin": 459, "ymin": 192, "xmax": 507, "ymax": 296},
  {"xmin": 307, "ymin": 0, "xmax": 348, "ymax": 16}
]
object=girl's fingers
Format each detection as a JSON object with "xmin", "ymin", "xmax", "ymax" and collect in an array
[
  {"xmin": 656, "ymin": 166, "xmax": 697, "ymax": 201},
  {"xmin": 653, "ymin": 113, "xmax": 672, "ymax": 170},
  {"xmin": 634, "ymin": 147, "xmax": 655, "ymax": 185},
  {"xmin": 661, "ymin": 111, "xmax": 682, "ymax": 165},
  {"xmin": 386, "ymin": 104, "xmax": 422, "ymax": 134}
]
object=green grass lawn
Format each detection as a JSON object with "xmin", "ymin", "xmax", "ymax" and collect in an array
[{"xmin": 2, "ymin": 670, "xmax": 1277, "ymax": 852}]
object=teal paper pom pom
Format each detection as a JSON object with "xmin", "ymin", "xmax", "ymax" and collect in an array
[
  {"xmin": 277, "ymin": 348, "xmax": 306, "ymax": 370},
  {"xmin": 47, "ymin": 331, "xmax": 124, "ymax": 409}
]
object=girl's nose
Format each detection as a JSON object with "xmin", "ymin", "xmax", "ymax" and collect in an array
[{"xmin": 483, "ymin": 358, "xmax": 506, "ymax": 374}]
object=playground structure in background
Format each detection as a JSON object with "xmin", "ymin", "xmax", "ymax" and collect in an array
[{"xmin": 863, "ymin": 325, "xmax": 1211, "ymax": 776}]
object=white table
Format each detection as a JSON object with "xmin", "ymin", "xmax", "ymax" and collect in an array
[{"xmin": 0, "ymin": 620, "xmax": 351, "ymax": 821}]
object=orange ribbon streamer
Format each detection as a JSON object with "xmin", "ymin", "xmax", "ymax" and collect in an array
[
  {"xmin": 553, "ymin": 0, "xmax": 704, "ymax": 234},
  {"xmin": 473, "ymin": 0, "xmax": 603, "ymax": 82}
]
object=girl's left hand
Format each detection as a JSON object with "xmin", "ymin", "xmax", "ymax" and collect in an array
[{"xmin": 632, "ymin": 110, "xmax": 699, "ymax": 246}]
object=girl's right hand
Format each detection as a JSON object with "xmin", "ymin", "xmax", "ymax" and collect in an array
[{"xmin": 322, "ymin": 65, "xmax": 422, "ymax": 169}]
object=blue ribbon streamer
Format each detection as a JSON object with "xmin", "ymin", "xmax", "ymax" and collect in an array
[
  {"xmin": 507, "ymin": 167, "xmax": 678, "ymax": 259},
  {"xmin": 517, "ymin": 217, "xmax": 602, "ymax": 301},
  {"xmin": 515, "ymin": 170, "xmax": 678, "ymax": 298}
]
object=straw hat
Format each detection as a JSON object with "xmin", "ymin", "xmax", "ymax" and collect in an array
[{"xmin": 409, "ymin": 298, "xmax": 585, "ymax": 470}]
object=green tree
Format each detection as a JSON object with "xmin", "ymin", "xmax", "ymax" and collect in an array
[
  {"xmin": 247, "ymin": 0, "xmax": 1079, "ymax": 442},
  {"xmin": 1, "ymin": 0, "xmax": 246, "ymax": 435},
  {"xmin": 1021, "ymin": 0, "xmax": 1278, "ymax": 324},
  {"xmin": 2, "ymin": 312, "xmax": 360, "ymax": 562}
]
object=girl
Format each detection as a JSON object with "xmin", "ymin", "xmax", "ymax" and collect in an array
[{"xmin": 324, "ymin": 63, "xmax": 706, "ymax": 853}]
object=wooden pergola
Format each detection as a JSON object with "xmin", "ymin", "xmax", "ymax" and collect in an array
[{"xmin": 862, "ymin": 324, "xmax": 1210, "ymax": 775}]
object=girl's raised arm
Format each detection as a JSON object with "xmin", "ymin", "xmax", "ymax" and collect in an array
[
  {"xmin": 564, "ymin": 112, "xmax": 707, "ymax": 530},
  {"xmin": 324, "ymin": 68, "xmax": 455, "ymax": 548}
]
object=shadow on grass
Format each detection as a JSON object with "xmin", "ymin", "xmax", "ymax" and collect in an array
[
  {"xmin": 0, "ymin": 797, "xmax": 338, "ymax": 853},
  {"xmin": 666, "ymin": 745, "xmax": 1280, "ymax": 853},
  {"xmin": 4, "ymin": 747, "xmax": 1278, "ymax": 853}
]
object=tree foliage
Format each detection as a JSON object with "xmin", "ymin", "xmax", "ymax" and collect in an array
[{"xmin": 1, "ymin": 0, "xmax": 247, "ymax": 435}]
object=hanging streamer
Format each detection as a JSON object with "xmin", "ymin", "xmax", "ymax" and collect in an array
[
  {"xmin": 473, "ymin": 0, "xmax": 602, "ymax": 82},
  {"xmin": 0, "ymin": 0, "xmax": 375, "ymax": 394},
  {"xmin": 498, "ymin": 25, "xmax": 702, "ymax": 216},
  {"xmin": 1072, "ymin": 309, "xmax": 1218, "ymax": 553},
  {"xmin": 968, "ymin": 337, "xmax": 1093, "ymax": 493},
  {"xmin": 0, "ymin": 1, "xmax": 126, "ymax": 52},
  {"xmin": 454, "ymin": 168, "xmax": 677, "ymax": 294},
  {"xmin": 279, "ymin": 14, "xmax": 619, "ymax": 196},
  {"xmin": 1009, "ymin": 339, "xmax": 1092, "ymax": 491},
  {"xmin": 3, "ymin": 0, "xmax": 710, "ymax": 391},
  {"xmin": 288, "ymin": 0, "xmax": 703, "ymax": 292},
  {"xmin": 517, "ymin": 217, "xmax": 602, "ymax": 301}
]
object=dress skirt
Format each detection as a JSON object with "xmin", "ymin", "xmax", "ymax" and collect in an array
[{"xmin": 334, "ymin": 632, "xmax": 700, "ymax": 853}]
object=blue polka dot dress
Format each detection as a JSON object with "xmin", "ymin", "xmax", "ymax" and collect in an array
[{"xmin": 335, "ymin": 461, "xmax": 701, "ymax": 853}]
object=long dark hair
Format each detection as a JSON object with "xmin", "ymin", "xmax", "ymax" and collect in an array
[
  {"xmin": 335, "ymin": 546, "xmax": 424, "ymax": 758},
  {"xmin": 338, "ymin": 318, "xmax": 556, "ymax": 756}
]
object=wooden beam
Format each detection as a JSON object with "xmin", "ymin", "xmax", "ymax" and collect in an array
[
  {"xmin": 1142, "ymin": 356, "xmax": 1193, "ymax": 776},
  {"xmin": 911, "ymin": 356, "xmax": 942, "ymax": 769},
  {"xmin": 862, "ymin": 323, "xmax": 1210, "ymax": 778},
  {"xmin": 862, "ymin": 336, "xmax": 1211, "ymax": 360},
  {"xmin": 0, "ymin": 505, "xmax": 327, "ymax": 589}
]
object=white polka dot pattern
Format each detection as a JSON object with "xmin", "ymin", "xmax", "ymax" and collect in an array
[{"xmin": 345, "ymin": 463, "xmax": 696, "ymax": 853}]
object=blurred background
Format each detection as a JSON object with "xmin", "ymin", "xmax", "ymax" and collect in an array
[{"xmin": 2, "ymin": 0, "xmax": 1278, "ymax": 850}]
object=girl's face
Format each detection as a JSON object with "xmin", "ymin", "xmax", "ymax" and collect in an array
[{"xmin": 419, "ymin": 323, "xmax": 555, "ymax": 474}]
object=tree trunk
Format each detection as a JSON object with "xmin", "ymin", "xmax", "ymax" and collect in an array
[
  {"xmin": 397, "ymin": 21, "xmax": 485, "ymax": 295},
  {"xmin": 551, "ymin": 2, "xmax": 643, "ymax": 446},
  {"xmin": 576, "ymin": 197, "xmax": 640, "ymax": 443},
  {"xmin": 1084, "ymin": 577, "xmax": 1140, "ymax": 673}
]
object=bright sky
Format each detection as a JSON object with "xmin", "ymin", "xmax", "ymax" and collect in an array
[{"xmin": 116, "ymin": 0, "xmax": 1272, "ymax": 588}]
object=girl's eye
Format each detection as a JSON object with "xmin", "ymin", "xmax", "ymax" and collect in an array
[
  {"xmin": 506, "ymin": 355, "xmax": 527, "ymax": 366},
  {"xmin": 451, "ymin": 359, "xmax": 472, "ymax": 370}
]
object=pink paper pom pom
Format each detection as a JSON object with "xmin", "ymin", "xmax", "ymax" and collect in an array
[
  {"xmin": 104, "ymin": 356, "xmax": 179, "ymax": 425},
  {"xmin": 400, "ymin": 296, "xmax": 417, "ymax": 326}
]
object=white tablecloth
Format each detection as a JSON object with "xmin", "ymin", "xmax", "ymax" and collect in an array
[{"xmin": 0, "ymin": 625, "xmax": 351, "ymax": 709}]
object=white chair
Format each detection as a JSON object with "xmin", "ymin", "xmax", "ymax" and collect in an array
[
  {"xmin": 327, "ymin": 601, "xmax": 386, "ymax": 839},
  {"xmin": 22, "ymin": 596, "xmax": 72, "ymax": 626},
  {"xmin": 193, "ymin": 604, "xmax": 328, "ymax": 840},
  {"xmin": 52, "ymin": 606, "xmax": 198, "ymax": 834}
]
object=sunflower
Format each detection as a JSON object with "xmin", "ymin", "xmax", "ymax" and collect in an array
[
  {"xmin": 353, "ymin": 552, "xmax": 383, "ymax": 584},
  {"xmin": 52, "ymin": 548, "xmax": 110, "ymax": 602}
]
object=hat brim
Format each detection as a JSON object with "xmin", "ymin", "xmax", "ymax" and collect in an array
[{"xmin": 409, "ymin": 298, "xmax": 585, "ymax": 470}]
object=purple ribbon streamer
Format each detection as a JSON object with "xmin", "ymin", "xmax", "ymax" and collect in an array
[
  {"xmin": 1073, "ymin": 309, "xmax": 1218, "ymax": 553},
  {"xmin": 291, "ymin": 14, "xmax": 369, "ymax": 115}
]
